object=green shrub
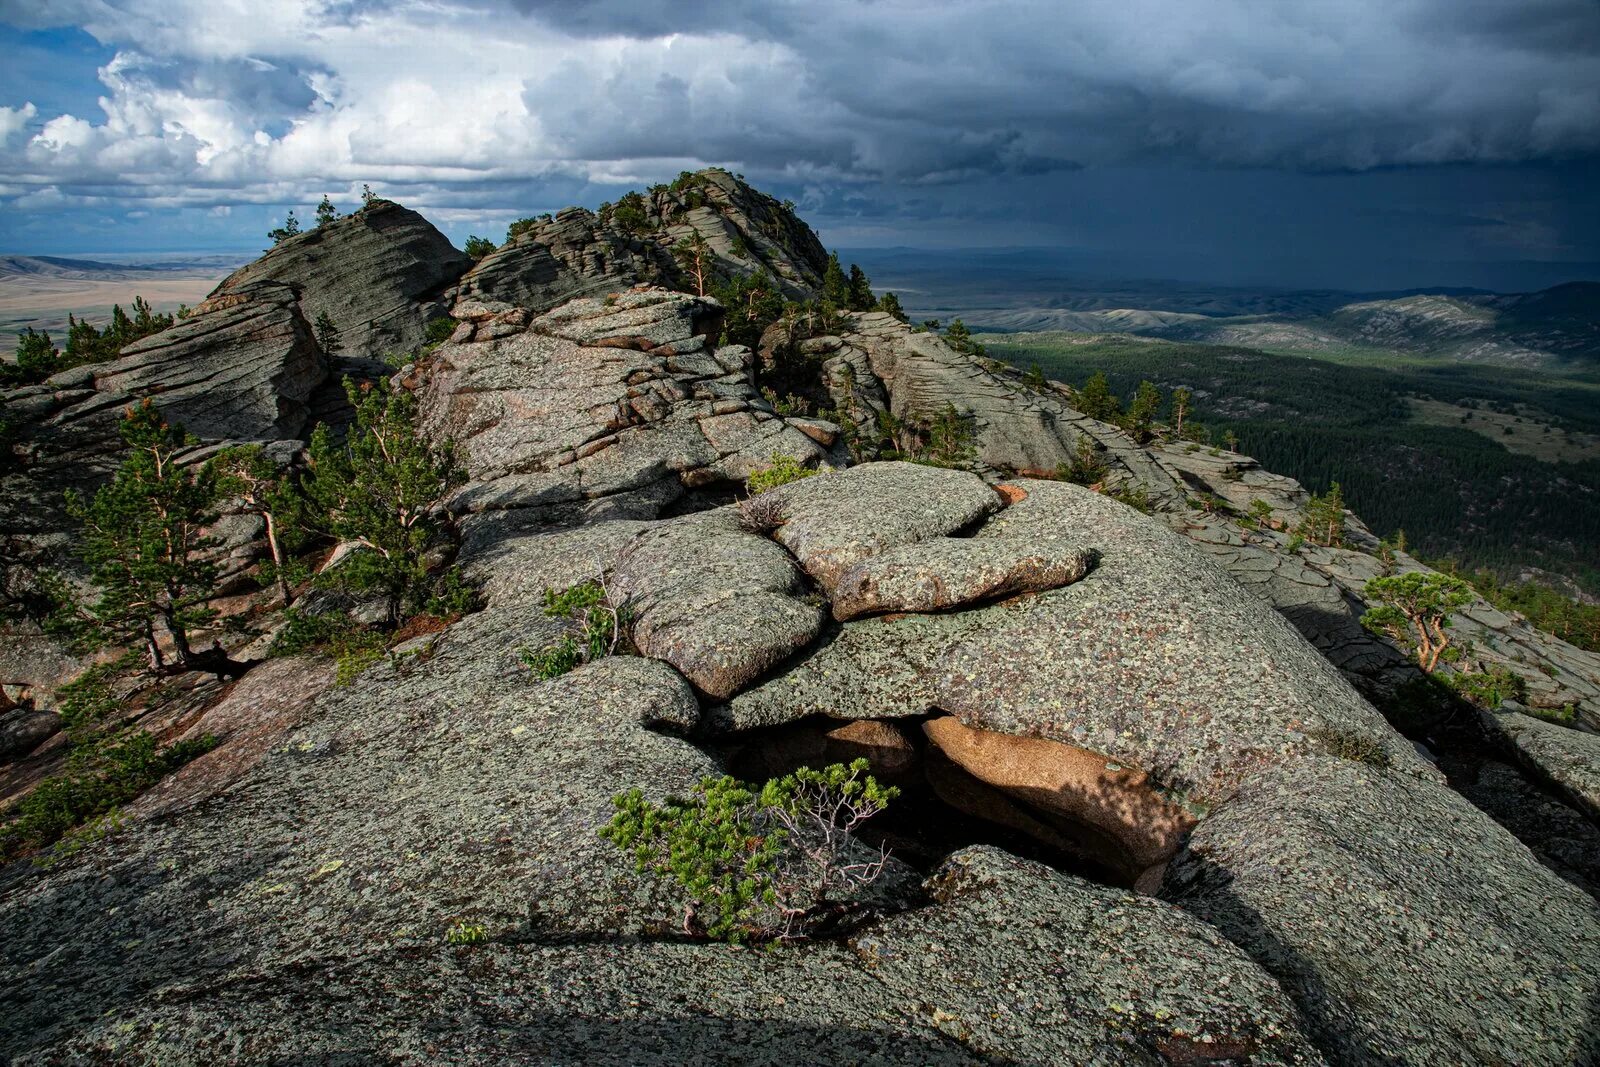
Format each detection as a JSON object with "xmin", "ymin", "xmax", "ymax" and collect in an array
[
  {"xmin": 1057, "ymin": 435, "xmax": 1109, "ymax": 486},
  {"xmin": 445, "ymin": 921, "xmax": 489, "ymax": 944},
  {"xmin": 1362, "ymin": 571, "xmax": 1474, "ymax": 673},
  {"xmin": 0, "ymin": 729, "xmax": 217, "ymax": 863},
  {"xmin": 463, "ymin": 235, "xmax": 496, "ymax": 260},
  {"xmin": 519, "ymin": 579, "xmax": 627, "ymax": 680},
  {"xmin": 424, "ymin": 317, "xmax": 458, "ymax": 345},
  {"xmin": 747, "ymin": 453, "xmax": 817, "ymax": 495},
  {"xmin": 1443, "ymin": 664, "xmax": 1528, "ymax": 710},
  {"xmin": 601, "ymin": 759, "xmax": 898, "ymax": 944}
]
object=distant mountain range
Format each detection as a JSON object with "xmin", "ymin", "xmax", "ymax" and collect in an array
[{"xmin": 849, "ymin": 248, "xmax": 1600, "ymax": 368}]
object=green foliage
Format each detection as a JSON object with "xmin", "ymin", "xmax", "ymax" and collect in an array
[
  {"xmin": 445, "ymin": 921, "xmax": 489, "ymax": 944},
  {"xmin": 846, "ymin": 264, "xmax": 875, "ymax": 312},
  {"xmin": 1442, "ymin": 664, "xmax": 1528, "ymax": 710},
  {"xmin": 0, "ymin": 726, "xmax": 217, "ymax": 863},
  {"xmin": 1107, "ymin": 483, "xmax": 1153, "ymax": 514},
  {"xmin": 463, "ymin": 235, "xmax": 496, "ymax": 260},
  {"xmin": 298, "ymin": 380, "xmax": 464, "ymax": 624},
  {"xmin": 52, "ymin": 401, "xmax": 244, "ymax": 677},
  {"xmin": 712, "ymin": 270, "xmax": 785, "ymax": 350},
  {"xmin": 1169, "ymin": 386, "xmax": 1193, "ymax": 436},
  {"xmin": 1022, "ymin": 363, "xmax": 1048, "ymax": 393},
  {"xmin": 314, "ymin": 311, "xmax": 343, "ymax": 356},
  {"xmin": 506, "ymin": 217, "xmax": 542, "ymax": 242},
  {"xmin": 942, "ymin": 318, "xmax": 986, "ymax": 358},
  {"xmin": 7, "ymin": 299, "xmax": 174, "ymax": 386},
  {"xmin": 601, "ymin": 759, "xmax": 898, "ymax": 944},
  {"xmin": 1074, "ymin": 371, "xmax": 1121, "ymax": 422},
  {"xmin": 822, "ymin": 252, "xmax": 850, "ymax": 308},
  {"xmin": 424, "ymin": 316, "xmax": 458, "ymax": 345},
  {"xmin": 612, "ymin": 191, "xmax": 650, "ymax": 234},
  {"xmin": 520, "ymin": 579, "xmax": 626, "ymax": 680},
  {"xmin": 672, "ymin": 231, "xmax": 711, "ymax": 295},
  {"xmin": 361, "ymin": 184, "xmax": 377, "ymax": 207},
  {"xmin": 268, "ymin": 210, "xmax": 302, "ymax": 244},
  {"xmin": 1057, "ymin": 435, "xmax": 1109, "ymax": 486},
  {"xmin": 1362, "ymin": 571, "xmax": 1475, "ymax": 672},
  {"xmin": 918, "ymin": 403, "xmax": 978, "ymax": 468},
  {"xmin": 747, "ymin": 453, "xmax": 818, "ymax": 495},
  {"xmin": 215, "ymin": 444, "xmax": 308, "ymax": 604},
  {"xmin": 1296, "ymin": 482, "xmax": 1347, "ymax": 548},
  {"xmin": 875, "ymin": 291, "xmax": 908, "ymax": 322},
  {"xmin": 1123, "ymin": 380, "xmax": 1163, "ymax": 443},
  {"xmin": 316, "ymin": 195, "xmax": 339, "ymax": 227}
]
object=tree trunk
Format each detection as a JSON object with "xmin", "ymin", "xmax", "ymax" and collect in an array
[{"xmin": 264, "ymin": 511, "xmax": 293, "ymax": 606}]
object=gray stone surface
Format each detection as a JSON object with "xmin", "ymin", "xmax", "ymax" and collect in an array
[
  {"xmin": 416, "ymin": 288, "xmax": 826, "ymax": 523},
  {"xmin": 96, "ymin": 280, "xmax": 326, "ymax": 441},
  {"xmin": 1167, "ymin": 755, "xmax": 1600, "ymax": 1066},
  {"xmin": 212, "ymin": 199, "xmax": 471, "ymax": 361},
  {"xmin": 611, "ymin": 508, "xmax": 824, "ymax": 700},
  {"xmin": 0, "ymin": 523, "xmax": 1320, "ymax": 1067},
  {"xmin": 939, "ymin": 479, "xmax": 1429, "ymax": 801},
  {"xmin": 767, "ymin": 461, "xmax": 1001, "ymax": 592},
  {"xmin": 1482, "ymin": 707, "xmax": 1600, "ymax": 820},
  {"xmin": 831, "ymin": 536, "xmax": 1094, "ymax": 621}
]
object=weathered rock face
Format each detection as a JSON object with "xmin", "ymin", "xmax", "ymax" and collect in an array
[
  {"xmin": 212, "ymin": 199, "xmax": 472, "ymax": 361},
  {"xmin": 451, "ymin": 168, "xmax": 827, "ymax": 314},
  {"xmin": 94, "ymin": 281, "xmax": 325, "ymax": 440},
  {"xmin": 415, "ymin": 287, "xmax": 830, "ymax": 527},
  {"xmin": 1168, "ymin": 755, "xmax": 1600, "ymax": 1066},
  {"xmin": 0, "ymin": 526, "xmax": 1327, "ymax": 1065}
]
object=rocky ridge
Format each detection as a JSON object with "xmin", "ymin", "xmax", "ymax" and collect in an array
[{"xmin": 2, "ymin": 171, "xmax": 1599, "ymax": 1065}]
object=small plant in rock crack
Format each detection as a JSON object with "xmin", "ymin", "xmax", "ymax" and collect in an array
[
  {"xmin": 601, "ymin": 759, "xmax": 899, "ymax": 945},
  {"xmin": 746, "ymin": 452, "xmax": 817, "ymax": 495},
  {"xmin": 735, "ymin": 492, "xmax": 788, "ymax": 534},
  {"xmin": 518, "ymin": 578, "xmax": 629, "ymax": 680},
  {"xmin": 445, "ymin": 921, "xmax": 489, "ymax": 944}
]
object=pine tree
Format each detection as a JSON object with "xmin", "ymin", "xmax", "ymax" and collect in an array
[
  {"xmin": 875, "ymin": 291, "xmax": 907, "ymax": 322},
  {"xmin": 672, "ymin": 231, "xmax": 711, "ymax": 296},
  {"xmin": 1124, "ymin": 381, "xmax": 1163, "ymax": 443},
  {"xmin": 316, "ymin": 195, "xmax": 339, "ymax": 227},
  {"xmin": 1297, "ymin": 482, "xmax": 1347, "ymax": 548},
  {"xmin": 216, "ymin": 446, "xmax": 304, "ymax": 606},
  {"xmin": 1074, "ymin": 371, "xmax": 1121, "ymax": 422},
  {"xmin": 846, "ymin": 264, "xmax": 874, "ymax": 311},
  {"xmin": 8, "ymin": 328, "xmax": 60, "ymax": 384},
  {"xmin": 1170, "ymin": 387, "xmax": 1192, "ymax": 436},
  {"xmin": 298, "ymin": 380, "xmax": 463, "ymax": 624},
  {"xmin": 361, "ymin": 184, "xmax": 377, "ymax": 207},
  {"xmin": 1362, "ymin": 572, "xmax": 1475, "ymax": 672},
  {"xmin": 822, "ymin": 252, "xmax": 849, "ymax": 308},
  {"xmin": 314, "ymin": 311, "xmax": 343, "ymax": 357},
  {"xmin": 55, "ymin": 402, "xmax": 248, "ymax": 679},
  {"xmin": 268, "ymin": 210, "xmax": 302, "ymax": 244}
]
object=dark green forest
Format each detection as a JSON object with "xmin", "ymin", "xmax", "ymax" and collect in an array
[{"xmin": 986, "ymin": 334, "xmax": 1600, "ymax": 593}]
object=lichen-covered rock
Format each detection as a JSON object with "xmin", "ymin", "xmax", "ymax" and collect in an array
[
  {"xmin": 212, "ymin": 199, "xmax": 471, "ymax": 361},
  {"xmin": 611, "ymin": 509, "xmax": 824, "ymax": 700},
  {"xmin": 856, "ymin": 847, "xmax": 1324, "ymax": 1065},
  {"xmin": 1481, "ymin": 707, "xmax": 1600, "ymax": 820},
  {"xmin": 1167, "ymin": 756, "xmax": 1600, "ymax": 1066},
  {"xmin": 93, "ymin": 280, "xmax": 325, "ymax": 440},
  {"xmin": 765, "ymin": 461, "xmax": 1000, "ymax": 591},
  {"xmin": 830, "ymin": 536, "xmax": 1094, "ymax": 621},
  {"xmin": 939, "ymin": 480, "xmax": 1428, "ymax": 800},
  {"xmin": 416, "ymin": 288, "xmax": 825, "ymax": 524}
]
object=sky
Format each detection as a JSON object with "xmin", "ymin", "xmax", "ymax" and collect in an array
[{"xmin": 1, "ymin": 0, "xmax": 1598, "ymax": 291}]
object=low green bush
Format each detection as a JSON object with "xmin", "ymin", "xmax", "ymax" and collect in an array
[
  {"xmin": 602, "ymin": 759, "xmax": 899, "ymax": 944},
  {"xmin": 519, "ymin": 579, "xmax": 628, "ymax": 680},
  {"xmin": 746, "ymin": 454, "xmax": 817, "ymax": 495}
]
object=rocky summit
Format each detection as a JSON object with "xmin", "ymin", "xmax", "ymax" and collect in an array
[{"xmin": 2, "ymin": 170, "xmax": 1598, "ymax": 1066}]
